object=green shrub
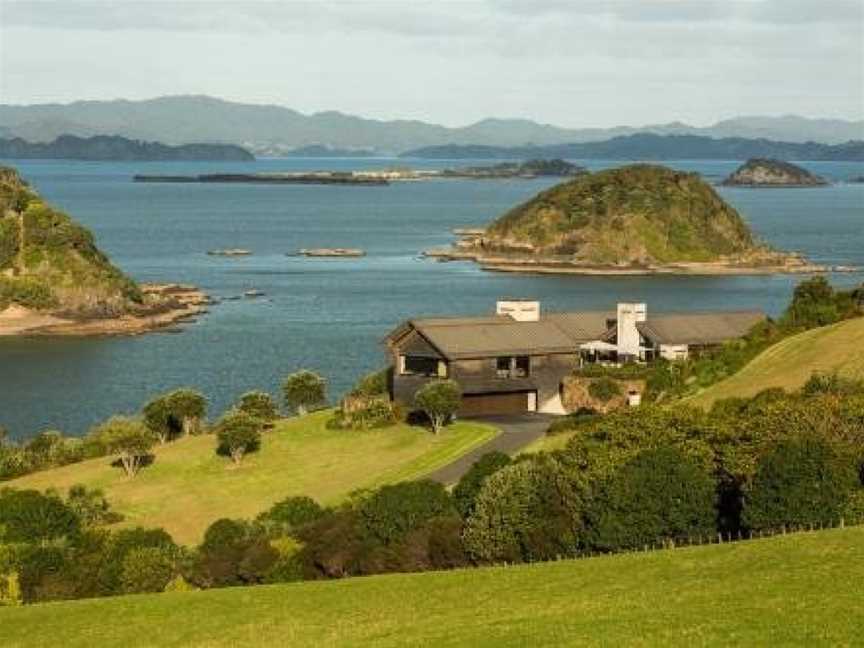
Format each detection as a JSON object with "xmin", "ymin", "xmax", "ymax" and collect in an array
[
  {"xmin": 120, "ymin": 546, "xmax": 177, "ymax": 594},
  {"xmin": 195, "ymin": 518, "xmax": 278, "ymax": 587},
  {"xmin": 547, "ymin": 407, "xmax": 600, "ymax": 435},
  {"xmin": 0, "ymin": 488, "xmax": 81, "ymax": 544},
  {"xmin": 743, "ymin": 436, "xmax": 859, "ymax": 531},
  {"xmin": 453, "ymin": 451, "xmax": 512, "ymax": 518},
  {"xmin": 0, "ymin": 217, "xmax": 18, "ymax": 270},
  {"xmin": 350, "ymin": 369, "xmax": 390, "ymax": 397},
  {"xmin": 256, "ymin": 496, "xmax": 325, "ymax": 534},
  {"xmin": 588, "ymin": 377, "xmax": 623, "ymax": 403},
  {"xmin": 587, "ymin": 446, "xmax": 717, "ymax": 552},
  {"xmin": 282, "ymin": 370, "xmax": 327, "ymax": 416},
  {"xmin": 332, "ymin": 395, "xmax": 396, "ymax": 430},
  {"xmin": 0, "ymin": 276, "xmax": 58, "ymax": 310},
  {"xmin": 414, "ymin": 380, "xmax": 461, "ymax": 434},
  {"xmin": 215, "ymin": 410, "xmax": 261, "ymax": 465},
  {"xmin": 236, "ymin": 391, "xmax": 279, "ymax": 422},
  {"xmin": 802, "ymin": 372, "xmax": 864, "ymax": 397},
  {"xmin": 98, "ymin": 527, "xmax": 178, "ymax": 594},
  {"xmin": 66, "ymin": 484, "xmax": 122, "ymax": 528},
  {"xmin": 358, "ymin": 480, "xmax": 455, "ymax": 546}
]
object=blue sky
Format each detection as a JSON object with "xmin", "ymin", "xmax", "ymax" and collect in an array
[{"xmin": 0, "ymin": 0, "xmax": 861, "ymax": 127}]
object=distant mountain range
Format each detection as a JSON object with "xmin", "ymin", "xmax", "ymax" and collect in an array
[
  {"xmin": 400, "ymin": 134, "xmax": 864, "ymax": 162},
  {"xmin": 0, "ymin": 95, "xmax": 861, "ymax": 154},
  {"xmin": 0, "ymin": 135, "xmax": 254, "ymax": 161}
]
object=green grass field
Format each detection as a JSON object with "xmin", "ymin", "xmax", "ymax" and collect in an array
[
  {"xmin": 689, "ymin": 317, "xmax": 864, "ymax": 408},
  {"xmin": 6, "ymin": 411, "xmax": 497, "ymax": 544},
  {"xmin": 2, "ymin": 525, "xmax": 861, "ymax": 646}
]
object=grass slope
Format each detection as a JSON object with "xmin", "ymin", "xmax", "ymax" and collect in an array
[
  {"xmin": 2, "ymin": 526, "xmax": 862, "ymax": 646},
  {"xmin": 7, "ymin": 411, "xmax": 497, "ymax": 544},
  {"xmin": 689, "ymin": 317, "xmax": 864, "ymax": 408}
]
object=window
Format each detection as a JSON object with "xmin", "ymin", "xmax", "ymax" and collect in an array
[
  {"xmin": 495, "ymin": 356, "xmax": 531, "ymax": 378},
  {"xmin": 496, "ymin": 357, "xmax": 511, "ymax": 377},
  {"xmin": 514, "ymin": 355, "xmax": 530, "ymax": 377},
  {"xmin": 402, "ymin": 356, "xmax": 440, "ymax": 377}
]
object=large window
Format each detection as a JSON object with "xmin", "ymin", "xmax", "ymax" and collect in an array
[
  {"xmin": 496, "ymin": 355, "xmax": 530, "ymax": 378},
  {"xmin": 402, "ymin": 355, "xmax": 440, "ymax": 377}
]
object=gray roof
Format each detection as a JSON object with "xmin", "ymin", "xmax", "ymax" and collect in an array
[{"xmin": 636, "ymin": 311, "xmax": 765, "ymax": 345}]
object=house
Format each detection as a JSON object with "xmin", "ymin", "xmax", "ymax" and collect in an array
[{"xmin": 385, "ymin": 299, "xmax": 765, "ymax": 417}]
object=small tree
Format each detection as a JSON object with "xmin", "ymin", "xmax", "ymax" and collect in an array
[
  {"xmin": 120, "ymin": 547, "xmax": 177, "ymax": 594},
  {"xmin": 167, "ymin": 389, "xmax": 207, "ymax": 436},
  {"xmin": 142, "ymin": 396, "xmax": 173, "ymax": 444},
  {"xmin": 215, "ymin": 410, "xmax": 261, "ymax": 466},
  {"xmin": 236, "ymin": 391, "xmax": 279, "ymax": 422},
  {"xmin": 0, "ymin": 488, "xmax": 81, "ymax": 544},
  {"xmin": 96, "ymin": 417, "xmax": 155, "ymax": 478},
  {"xmin": 282, "ymin": 370, "xmax": 327, "ymax": 416},
  {"xmin": 453, "ymin": 451, "xmax": 512, "ymax": 518},
  {"xmin": 414, "ymin": 380, "xmax": 461, "ymax": 434}
]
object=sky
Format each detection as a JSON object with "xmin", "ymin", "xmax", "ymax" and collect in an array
[{"xmin": 0, "ymin": 0, "xmax": 862, "ymax": 128}]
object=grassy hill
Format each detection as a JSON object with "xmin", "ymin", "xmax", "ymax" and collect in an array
[
  {"xmin": 2, "ymin": 525, "xmax": 861, "ymax": 646},
  {"xmin": 7, "ymin": 411, "xmax": 497, "ymax": 544},
  {"xmin": 482, "ymin": 164, "xmax": 760, "ymax": 264},
  {"xmin": 689, "ymin": 317, "xmax": 864, "ymax": 408}
]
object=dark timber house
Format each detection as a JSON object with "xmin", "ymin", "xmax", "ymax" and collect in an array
[{"xmin": 385, "ymin": 299, "xmax": 764, "ymax": 417}]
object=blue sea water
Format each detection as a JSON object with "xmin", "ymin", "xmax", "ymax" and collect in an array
[{"xmin": 0, "ymin": 158, "xmax": 862, "ymax": 438}]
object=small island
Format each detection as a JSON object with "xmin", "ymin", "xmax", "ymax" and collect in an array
[
  {"xmin": 441, "ymin": 159, "xmax": 587, "ymax": 179},
  {"xmin": 133, "ymin": 172, "xmax": 388, "ymax": 186},
  {"xmin": 297, "ymin": 248, "xmax": 366, "ymax": 257},
  {"xmin": 0, "ymin": 166, "xmax": 208, "ymax": 336},
  {"xmin": 207, "ymin": 248, "xmax": 252, "ymax": 257},
  {"xmin": 426, "ymin": 164, "xmax": 826, "ymax": 275},
  {"xmin": 721, "ymin": 158, "xmax": 828, "ymax": 187},
  {"xmin": 0, "ymin": 134, "xmax": 254, "ymax": 161}
]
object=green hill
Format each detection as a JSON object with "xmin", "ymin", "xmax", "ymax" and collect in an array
[
  {"xmin": 6, "ymin": 411, "xmax": 497, "ymax": 544},
  {"xmin": 0, "ymin": 166, "xmax": 142, "ymax": 315},
  {"xmin": 482, "ymin": 164, "xmax": 761, "ymax": 264},
  {"xmin": 2, "ymin": 525, "xmax": 861, "ymax": 646},
  {"xmin": 689, "ymin": 317, "xmax": 864, "ymax": 408}
]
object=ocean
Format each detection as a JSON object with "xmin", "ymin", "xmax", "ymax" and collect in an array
[{"xmin": 1, "ymin": 157, "xmax": 862, "ymax": 438}]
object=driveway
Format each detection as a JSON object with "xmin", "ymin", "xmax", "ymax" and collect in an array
[{"xmin": 426, "ymin": 413, "xmax": 556, "ymax": 485}]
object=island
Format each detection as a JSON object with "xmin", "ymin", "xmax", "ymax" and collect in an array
[
  {"xmin": 721, "ymin": 158, "xmax": 829, "ymax": 187},
  {"xmin": 133, "ymin": 172, "xmax": 388, "ymax": 185},
  {"xmin": 297, "ymin": 248, "xmax": 366, "ymax": 257},
  {"xmin": 207, "ymin": 248, "xmax": 252, "ymax": 256},
  {"xmin": 425, "ymin": 164, "xmax": 826, "ymax": 275},
  {"xmin": 0, "ymin": 166, "xmax": 208, "ymax": 336},
  {"xmin": 441, "ymin": 159, "xmax": 587, "ymax": 178},
  {"xmin": 0, "ymin": 135, "xmax": 254, "ymax": 161}
]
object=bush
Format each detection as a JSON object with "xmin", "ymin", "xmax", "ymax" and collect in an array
[
  {"xmin": 94, "ymin": 416, "xmax": 155, "ymax": 478},
  {"xmin": 332, "ymin": 395, "xmax": 397, "ymax": 430},
  {"xmin": 781, "ymin": 276, "xmax": 841, "ymax": 330},
  {"xmin": 0, "ymin": 488, "xmax": 81, "ymax": 544},
  {"xmin": 587, "ymin": 446, "xmax": 717, "ymax": 552},
  {"xmin": 358, "ymin": 480, "xmax": 455, "ymax": 546},
  {"xmin": 215, "ymin": 410, "xmax": 262, "ymax": 465},
  {"xmin": 195, "ymin": 519, "xmax": 278, "ymax": 587},
  {"xmin": 120, "ymin": 546, "xmax": 177, "ymax": 594},
  {"xmin": 99, "ymin": 527, "xmax": 177, "ymax": 595},
  {"xmin": 453, "ymin": 451, "xmax": 512, "ymax": 518},
  {"xmin": 802, "ymin": 372, "xmax": 864, "ymax": 397},
  {"xmin": 0, "ymin": 276, "xmax": 58, "ymax": 311},
  {"xmin": 256, "ymin": 496, "xmax": 325, "ymax": 534},
  {"xmin": 588, "ymin": 377, "xmax": 623, "ymax": 403},
  {"xmin": 143, "ymin": 389, "xmax": 207, "ymax": 442},
  {"xmin": 236, "ymin": 391, "xmax": 279, "ymax": 423},
  {"xmin": 66, "ymin": 484, "xmax": 122, "ymax": 528},
  {"xmin": 282, "ymin": 370, "xmax": 327, "ymax": 416},
  {"xmin": 546, "ymin": 407, "xmax": 599, "ymax": 435},
  {"xmin": 413, "ymin": 380, "xmax": 461, "ymax": 434},
  {"xmin": 350, "ymin": 369, "xmax": 390, "ymax": 398},
  {"xmin": 744, "ymin": 436, "xmax": 859, "ymax": 531}
]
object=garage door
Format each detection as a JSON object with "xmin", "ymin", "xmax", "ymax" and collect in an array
[{"xmin": 459, "ymin": 391, "xmax": 535, "ymax": 417}]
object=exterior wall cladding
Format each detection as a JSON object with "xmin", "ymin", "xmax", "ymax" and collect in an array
[{"xmin": 390, "ymin": 349, "xmax": 575, "ymax": 415}]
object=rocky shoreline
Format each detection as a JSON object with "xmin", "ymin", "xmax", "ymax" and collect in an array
[{"xmin": 0, "ymin": 283, "xmax": 210, "ymax": 337}]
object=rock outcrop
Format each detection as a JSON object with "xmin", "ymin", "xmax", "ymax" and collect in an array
[{"xmin": 721, "ymin": 158, "xmax": 828, "ymax": 187}]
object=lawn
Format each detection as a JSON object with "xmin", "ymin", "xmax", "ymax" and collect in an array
[
  {"xmin": 6, "ymin": 411, "xmax": 497, "ymax": 544},
  {"xmin": 688, "ymin": 317, "xmax": 864, "ymax": 409},
  {"xmin": 2, "ymin": 525, "xmax": 861, "ymax": 646}
]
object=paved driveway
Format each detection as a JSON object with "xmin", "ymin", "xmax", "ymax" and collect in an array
[{"xmin": 426, "ymin": 413, "xmax": 556, "ymax": 485}]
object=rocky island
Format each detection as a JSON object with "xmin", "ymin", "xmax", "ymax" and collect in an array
[
  {"xmin": 426, "ymin": 164, "xmax": 825, "ymax": 275},
  {"xmin": 0, "ymin": 166, "xmax": 208, "ymax": 336},
  {"xmin": 441, "ymin": 159, "xmax": 587, "ymax": 179},
  {"xmin": 721, "ymin": 158, "xmax": 828, "ymax": 187},
  {"xmin": 0, "ymin": 135, "xmax": 254, "ymax": 161}
]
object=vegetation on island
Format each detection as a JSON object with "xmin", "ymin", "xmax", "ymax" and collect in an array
[
  {"xmin": 0, "ymin": 134, "xmax": 254, "ymax": 161},
  {"xmin": 442, "ymin": 158, "xmax": 587, "ymax": 178},
  {"xmin": 721, "ymin": 158, "xmax": 829, "ymax": 186},
  {"xmin": 480, "ymin": 164, "xmax": 764, "ymax": 264}
]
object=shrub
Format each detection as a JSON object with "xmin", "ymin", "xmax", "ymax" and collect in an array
[
  {"xmin": 282, "ymin": 370, "xmax": 327, "ymax": 416},
  {"xmin": 0, "ymin": 488, "xmax": 81, "ymax": 544},
  {"xmin": 215, "ymin": 410, "xmax": 262, "ymax": 465},
  {"xmin": 94, "ymin": 416, "xmax": 155, "ymax": 478},
  {"xmin": 413, "ymin": 380, "xmax": 461, "ymax": 434},
  {"xmin": 332, "ymin": 395, "xmax": 396, "ymax": 430},
  {"xmin": 256, "ymin": 496, "xmax": 325, "ymax": 534},
  {"xmin": 66, "ymin": 484, "xmax": 122, "ymax": 528},
  {"xmin": 802, "ymin": 372, "xmax": 864, "ymax": 397},
  {"xmin": 358, "ymin": 480, "xmax": 455, "ymax": 546},
  {"xmin": 195, "ymin": 519, "xmax": 278, "ymax": 587},
  {"xmin": 350, "ymin": 370, "xmax": 389, "ymax": 398},
  {"xmin": 120, "ymin": 546, "xmax": 177, "ymax": 594},
  {"xmin": 587, "ymin": 446, "xmax": 717, "ymax": 552},
  {"xmin": 236, "ymin": 391, "xmax": 279, "ymax": 422},
  {"xmin": 143, "ymin": 389, "xmax": 207, "ymax": 442},
  {"xmin": 781, "ymin": 276, "xmax": 841, "ymax": 330},
  {"xmin": 463, "ymin": 456, "xmax": 586, "ymax": 564},
  {"xmin": 0, "ymin": 276, "xmax": 58, "ymax": 310},
  {"xmin": 588, "ymin": 377, "xmax": 622, "ymax": 403},
  {"xmin": 744, "ymin": 436, "xmax": 859, "ymax": 531},
  {"xmin": 99, "ymin": 527, "xmax": 177, "ymax": 595},
  {"xmin": 546, "ymin": 407, "xmax": 599, "ymax": 435},
  {"xmin": 453, "ymin": 451, "xmax": 512, "ymax": 518}
]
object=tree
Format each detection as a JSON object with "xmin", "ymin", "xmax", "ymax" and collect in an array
[
  {"xmin": 66, "ymin": 484, "xmax": 121, "ymax": 528},
  {"xmin": 453, "ymin": 451, "xmax": 512, "ymax": 518},
  {"xmin": 167, "ymin": 389, "xmax": 207, "ymax": 436},
  {"xmin": 99, "ymin": 527, "xmax": 178, "ymax": 595},
  {"xmin": 142, "ymin": 396, "xmax": 173, "ymax": 444},
  {"xmin": 120, "ymin": 546, "xmax": 177, "ymax": 594},
  {"xmin": 0, "ymin": 488, "xmax": 81, "ymax": 544},
  {"xmin": 414, "ymin": 380, "xmax": 461, "ymax": 434},
  {"xmin": 195, "ymin": 519, "xmax": 278, "ymax": 587},
  {"xmin": 781, "ymin": 276, "xmax": 840, "ymax": 330},
  {"xmin": 358, "ymin": 480, "xmax": 455, "ymax": 546},
  {"xmin": 95, "ymin": 416, "xmax": 155, "ymax": 478},
  {"xmin": 586, "ymin": 446, "xmax": 717, "ymax": 552},
  {"xmin": 282, "ymin": 370, "xmax": 327, "ymax": 416},
  {"xmin": 236, "ymin": 391, "xmax": 279, "ymax": 422},
  {"xmin": 744, "ymin": 435, "xmax": 859, "ymax": 531},
  {"xmin": 215, "ymin": 410, "xmax": 261, "ymax": 466},
  {"xmin": 256, "ymin": 495, "xmax": 325, "ymax": 533}
]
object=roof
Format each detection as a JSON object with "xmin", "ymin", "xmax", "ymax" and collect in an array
[
  {"xmin": 544, "ymin": 311, "xmax": 614, "ymax": 342},
  {"xmin": 636, "ymin": 310, "xmax": 765, "ymax": 345}
]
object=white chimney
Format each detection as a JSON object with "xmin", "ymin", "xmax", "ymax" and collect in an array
[
  {"xmin": 616, "ymin": 302, "xmax": 646, "ymax": 359},
  {"xmin": 496, "ymin": 299, "xmax": 540, "ymax": 322}
]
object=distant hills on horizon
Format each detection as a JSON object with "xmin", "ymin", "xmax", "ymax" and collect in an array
[{"xmin": 0, "ymin": 95, "xmax": 861, "ymax": 155}]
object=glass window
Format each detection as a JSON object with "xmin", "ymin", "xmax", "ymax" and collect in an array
[
  {"xmin": 403, "ymin": 356, "xmax": 439, "ymax": 376},
  {"xmin": 496, "ymin": 356, "xmax": 511, "ymax": 376},
  {"xmin": 514, "ymin": 355, "xmax": 530, "ymax": 377}
]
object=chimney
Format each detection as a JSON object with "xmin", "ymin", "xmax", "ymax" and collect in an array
[
  {"xmin": 616, "ymin": 302, "xmax": 647, "ymax": 358},
  {"xmin": 497, "ymin": 299, "xmax": 540, "ymax": 322}
]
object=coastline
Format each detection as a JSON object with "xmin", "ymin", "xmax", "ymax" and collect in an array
[{"xmin": 0, "ymin": 283, "xmax": 209, "ymax": 337}]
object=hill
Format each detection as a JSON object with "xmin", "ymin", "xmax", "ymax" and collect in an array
[
  {"xmin": 0, "ymin": 134, "xmax": 254, "ymax": 161},
  {"xmin": 402, "ymin": 133, "xmax": 864, "ymax": 161},
  {"xmin": 482, "ymin": 165, "xmax": 759, "ymax": 265},
  {"xmin": 1, "ymin": 525, "xmax": 860, "ymax": 646},
  {"xmin": 721, "ymin": 158, "xmax": 829, "ymax": 186},
  {"xmin": 1, "ymin": 95, "xmax": 861, "ymax": 152},
  {"xmin": 689, "ymin": 317, "xmax": 864, "ymax": 408},
  {"xmin": 6, "ymin": 411, "xmax": 497, "ymax": 544}
]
